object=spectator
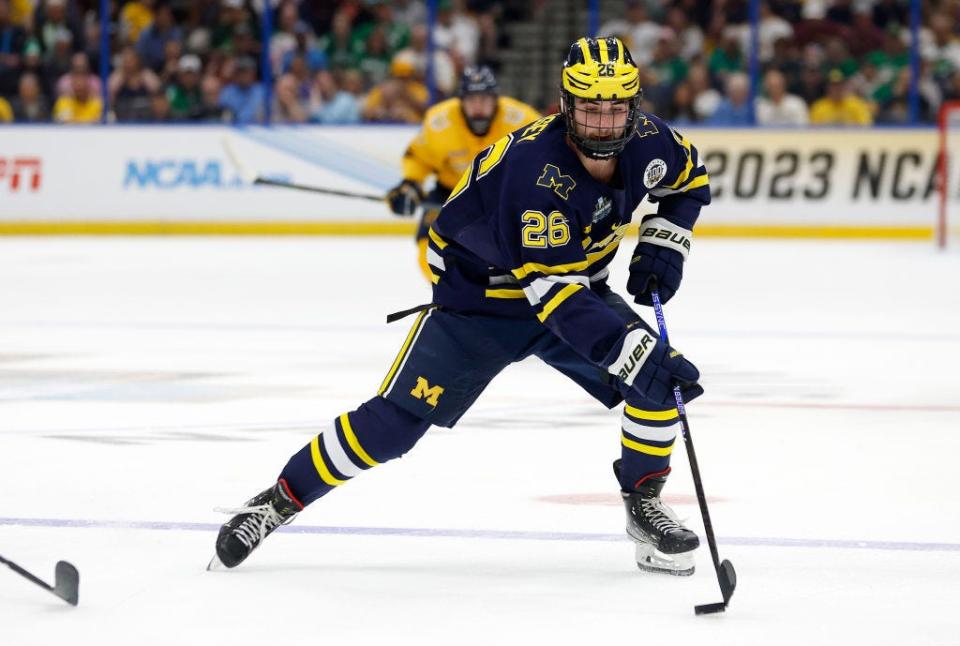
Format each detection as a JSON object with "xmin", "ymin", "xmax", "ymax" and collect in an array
[
  {"xmin": 357, "ymin": 23, "xmax": 393, "ymax": 86},
  {"xmin": 434, "ymin": 0, "xmax": 479, "ymax": 67},
  {"xmin": 0, "ymin": 93, "xmax": 11, "ymax": 122},
  {"xmin": 394, "ymin": 24, "xmax": 455, "ymax": 96},
  {"xmin": 120, "ymin": 0, "xmax": 156, "ymax": 46},
  {"xmin": 709, "ymin": 71, "xmax": 752, "ymax": 125},
  {"xmin": 198, "ymin": 74, "xmax": 226, "ymax": 122},
  {"xmin": 273, "ymin": 72, "xmax": 308, "ymax": 122},
  {"xmin": 648, "ymin": 28, "xmax": 688, "ymax": 93},
  {"xmin": 36, "ymin": 0, "xmax": 82, "ymax": 54},
  {"xmin": 109, "ymin": 46, "xmax": 161, "ymax": 121},
  {"xmin": 729, "ymin": 2, "xmax": 793, "ymax": 64},
  {"xmin": 56, "ymin": 52, "xmax": 101, "ymax": 99},
  {"xmin": 822, "ymin": 37, "xmax": 858, "ymax": 78},
  {"xmin": 756, "ymin": 69, "xmax": 808, "ymax": 125},
  {"xmin": 849, "ymin": 10, "xmax": 885, "ymax": 57},
  {"xmin": 41, "ymin": 27, "xmax": 74, "ymax": 96},
  {"xmin": 149, "ymin": 91, "xmax": 170, "ymax": 121},
  {"xmin": 664, "ymin": 6, "xmax": 704, "ymax": 62},
  {"xmin": 12, "ymin": 72, "xmax": 51, "ymax": 121},
  {"xmin": 687, "ymin": 63, "xmax": 721, "ymax": 121},
  {"xmin": 362, "ymin": 56, "xmax": 427, "ymax": 123},
  {"xmin": 598, "ymin": 0, "xmax": 661, "ymax": 66},
  {"xmin": 809, "ymin": 68, "xmax": 872, "ymax": 125},
  {"xmin": 664, "ymin": 80, "xmax": 696, "ymax": 124},
  {"xmin": 166, "ymin": 53, "xmax": 203, "ymax": 119},
  {"xmin": 309, "ymin": 68, "xmax": 360, "ymax": 124},
  {"xmin": 269, "ymin": 1, "xmax": 306, "ymax": 75},
  {"xmin": 876, "ymin": 64, "xmax": 940, "ymax": 124},
  {"xmin": 924, "ymin": 13, "xmax": 960, "ymax": 79},
  {"xmin": 157, "ymin": 38, "xmax": 184, "ymax": 85},
  {"xmin": 278, "ymin": 21, "xmax": 327, "ymax": 78},
  {"xmin": 219, "ymin": 55, "xmax": 264, "ymax": 123},
  {"xmin": 136, "ymin": 2, "xmax": 183, "ymax": 73},
  {"xmin": 393, "ymin": 0, "xmax": 426, "ymax": 29},
  {"xmin": 351, "ymin": 1, "xmax": 409, "ymax": 59},
  {"xmin": 272, "ymin": 54, "xmax": 312, "ymax": 122},
  {"xmin": 53, "ymin": 63, "xmax": 102, "ymax": 123},
  {"xmin": 0, "ymin": 0, "xmax": 26, "ymax": 96},
  {"xmin": 318, "ymin": 9, "xmax": 357, "ymax": 71},
  {"xmin": 794, "ymin": 64, "xmax": 826, "ymax": 106},
  {"xmin": 708, "ymin": 31, "xmax": 744, "ymax": 83}
]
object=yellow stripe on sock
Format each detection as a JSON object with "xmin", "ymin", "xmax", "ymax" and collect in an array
[
  {"xmin": 621, "ymin": 433, "xmax": 675, "ymax": 456},
  {"xmin": 624, "ymin": 405, "xmax": 679, "ymax": 421},
  {"xmin": 340, "ymin": 413, "xmax": 378, "ymax": 467},
  {"xmin": 310, "ymin": 436, "xmax": 347, "ymax": 486}
]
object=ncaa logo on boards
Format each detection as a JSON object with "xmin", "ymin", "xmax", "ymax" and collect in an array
[{"xmin": 643, "ymin": 158, "xmax": 667, "ymax": 189}]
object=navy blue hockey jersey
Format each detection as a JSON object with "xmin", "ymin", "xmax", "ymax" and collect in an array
[{"xmin": 427, "ymin": 112, "xmax": 710, "ymax": 371}]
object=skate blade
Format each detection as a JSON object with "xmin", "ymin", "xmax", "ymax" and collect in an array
[
  {"xmin": 206, "ymin": 555, "xmax": 228, "ymax": 571},
  {"xmin": 635, "ymin": 543, "xmax": 695, "ymax": 576}
]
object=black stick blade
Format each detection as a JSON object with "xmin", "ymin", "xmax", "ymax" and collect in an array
[
  {"xmin": 719, "ymin": 559, "xmax": 737, "ymax": 604},
  {"xmin": 53, "ymin": 561, "xmax": 79, "ymax": 606},
  {"xmin": 694, "ymin": 602, "xmax": 727, "ymax": 615}
]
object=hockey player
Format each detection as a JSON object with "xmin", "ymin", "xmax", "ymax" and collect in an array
[
  {"xmin": 385, "ymin": 65, "xmax": 541, "ymax": 281},
  {"xmin": 212, "ymin": 37, "xmax": 711, "ymax": 576}
]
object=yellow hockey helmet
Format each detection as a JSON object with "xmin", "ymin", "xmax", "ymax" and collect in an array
[{"xmin": 560, "ymin": 36, "xmax": 643, "ymax": 159}]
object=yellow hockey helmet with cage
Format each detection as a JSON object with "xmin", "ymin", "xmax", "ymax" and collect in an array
[
  {"xmin": 561, "ymin": 36, "xmax": 643, "ymax": 159},
  {"xmin": 562, "ymin": 36, "xmax": 640, "ymax": 100}
]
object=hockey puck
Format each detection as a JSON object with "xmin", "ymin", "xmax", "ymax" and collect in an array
[{"xmin": 694, "ymin": 602, "xmax": 726, "ymax": 615}]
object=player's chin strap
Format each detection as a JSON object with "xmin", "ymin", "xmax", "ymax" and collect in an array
[{"xmin": 386, "ymin": 303, "xmax": 437, "ymax": 324}]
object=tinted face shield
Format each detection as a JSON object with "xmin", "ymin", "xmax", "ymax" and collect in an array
[{"xmin": 562, "ymin": 91, "xmax": 641, "ymax": 159}]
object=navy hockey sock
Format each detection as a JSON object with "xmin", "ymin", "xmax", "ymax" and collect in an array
[
  {"xmin": 279, "ymin": 396, "xmax": 431, "ymax": 505},
  {"xmin": 617, "ymin": 403, "xmax": 679, "ymax": 489}
]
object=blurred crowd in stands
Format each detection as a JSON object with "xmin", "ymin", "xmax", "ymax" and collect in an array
[{"xmin": 1, "ymin": 0, "xmax": 959, "ymax": 125}]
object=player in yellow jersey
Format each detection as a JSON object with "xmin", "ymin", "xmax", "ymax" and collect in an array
[{"xmin": 385, "ymin": 66, "xmax": 541, "ymax": 280}]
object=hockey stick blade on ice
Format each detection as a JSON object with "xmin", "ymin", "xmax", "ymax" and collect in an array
[
  {"xmin": 648, "ymin": 287, "xmax": 737, "ymax": 615},
  {"xmin": 0, "ymin": 555, "xmax": 79, "ymax": 606}
]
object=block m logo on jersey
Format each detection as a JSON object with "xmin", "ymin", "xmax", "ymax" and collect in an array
[
  {"xmin": 536, "ymin": 164, "xmax": 576, "ymax": 200},
  {"xmin": 411, "ymin": 377, "xmax": 445, "ymax": 406}
]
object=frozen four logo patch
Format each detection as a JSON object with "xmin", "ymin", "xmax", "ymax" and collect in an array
[
  {"xmin": 592, "ymin": 196, "xmax": 612, "ymax": 223},
  {"xmin": 644, "ymin": 158, "xmax": 667, "ymax": 189}
]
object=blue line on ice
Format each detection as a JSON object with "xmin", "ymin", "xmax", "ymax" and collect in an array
[{"xmin": 1, "ymin": 517, "xmax": 957, "ymax": 552}]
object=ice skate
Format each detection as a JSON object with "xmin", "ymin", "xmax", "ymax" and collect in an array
[
  {"xmin": 208, "ymin": 479, "xmax": 302, "ymax": 570},
  {"xmin": 615, "ymin": 462, "xmax": 699, "ymax": 576}
]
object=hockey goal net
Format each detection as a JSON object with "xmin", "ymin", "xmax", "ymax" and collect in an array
[{"xmin": 937, "ymin": 101, "xmax": 960, "ymax": 249}]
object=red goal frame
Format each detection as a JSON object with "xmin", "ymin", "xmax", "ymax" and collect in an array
[{"xmin": 937, "ymin": 101, "xmax": 960, "ymax": 249}]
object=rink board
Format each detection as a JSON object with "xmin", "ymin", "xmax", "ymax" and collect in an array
[{"xmin": 0, "ymin": 125, "xmax": 952, "ymax": 238}]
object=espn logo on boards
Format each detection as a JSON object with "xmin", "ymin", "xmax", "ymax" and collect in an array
[
  {"xmin": 609, "ymin": 328, "xmax": 658, "ymax": 386},
  {"xmin": 0, "ymin": 157, "xmax": 42, "ymax": 192},
  {"xmin": 410, "ymin": 377, "xmax": 444, "ymax": 406}
]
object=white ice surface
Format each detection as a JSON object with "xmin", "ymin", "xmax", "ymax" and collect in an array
[{"xmin": 1, "ymin": 237, "xmax": 958, "ymax": 645}]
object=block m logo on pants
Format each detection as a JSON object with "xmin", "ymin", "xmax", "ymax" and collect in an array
[{"xmin": 410, "ymin": 377, "xmax": 444, "ymax": 406}]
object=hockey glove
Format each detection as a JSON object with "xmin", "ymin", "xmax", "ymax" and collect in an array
[
  {"xmin": 607, "ymin": 322, "xmax": 703, "ymax": 409},
  {"xmin": 386, "ymin": 179, "xmax": 424, "ymax": 217},
  {"xmin": 627, "ymin": 216, "xmax": 692, "ymax": 306}
]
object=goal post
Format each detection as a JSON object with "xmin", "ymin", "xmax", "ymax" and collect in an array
[{"xmin": 937, "ymin": 101, "xmax": 960, "ymax": 250}]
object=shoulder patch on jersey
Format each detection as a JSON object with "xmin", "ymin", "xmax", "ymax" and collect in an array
[{"xmin": 644, "ymin": 158, "xmax": 667, "ymax": 189}]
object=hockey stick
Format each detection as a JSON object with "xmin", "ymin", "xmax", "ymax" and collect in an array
[
  {"xmin": 0, "ymin": 554, "xmax": 79, "ymax": 606},
  {"xmin": 221, "ymin": 135, "xmax": 386, "ymax": 202},
  {"xmin": 221, "ymin": 135, "xmax": 443, "ymax": 209},
  {"xmin": 649, "ymin": 288, "xmax": 737, "ymax": 615}
]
